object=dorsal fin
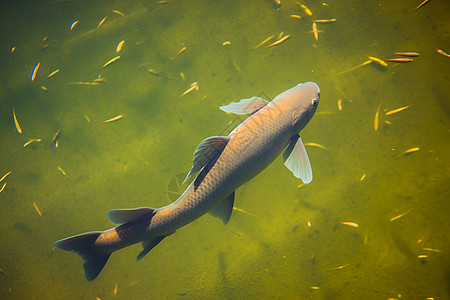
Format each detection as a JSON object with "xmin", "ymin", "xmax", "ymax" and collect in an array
[
  {"xmin": 106, "ymin": 207, "xmax": 156, "ymax": 225},
  {"xmin": 209, "ymin": 191, "xmax": 235, "ymax": 225},
  {"xmin": 182, "ymin": 136, "xmax": 229, "ymax": 184},
  {"xmin": 219, "ymin": 96, "xmax": 269, "ymax": 115}
]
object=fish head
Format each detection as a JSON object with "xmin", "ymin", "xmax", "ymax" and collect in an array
[{"xmin": 277, "ymin": 82, "xmax": 320, "ymax": 132}]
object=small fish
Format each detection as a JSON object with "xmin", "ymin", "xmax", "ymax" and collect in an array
[
  {"xmin": 340, "ymin": 221, "xmax": 359, "ymax": 228},
  {"xmin": 313, "ymin": 19, "xmax": 336, "ymax": 23},
  {"xmin": 385, "ymin": 58, "xmax": 414, "ymax": 63},
  {"xmin": 180, "ymin": 82, "xmax": 198, "ymax": 97},
  {"xmin": 360, "ymin": 174, "xmax": 366, "ymax": 181},
  {"xmin": 41, "ymin": 86, "xmax": 48, "ymax": 92},
  {"xmin": 329, "ymin": 263, "xmax": 350, "ymax": 270},
  {"xmin": 368, "ymin": 56, "xmax": 388, "ymax": 67},
  {"xmin": 58, "ymin": 166, "xmax": 67, "ymax": 176},
  {"xmin": 374, "ymin": 104, "xmax": 381, "ymax": 131},
  {"xmin": 312, "ymin": 22, "xmax": 318, "ymax": 41},
  {"xmin": 384, "ymin": 120, "xmax": 391, "ymax": 125},
  {"xmin": 33, "ymin": 202, "xmax": 43, "ymax": 216},
  {"xmin": 417, "ymin": 254, "xmax": 428, "ymax": 259},
  {"xmin": 305, "ymin": 142, "xmax": 328, "ymax": 150},
  {"xmin": 24, "ymin": 138, "xmax": 42, "ymax": 147},
  {"xmin": 0, "ymin": 183, "xmax": 6, "ymax": 193},
  {"xmin": 13, "ymin": 107, "xmax": 22, "ymax": 134},
  {"xmin": 70, "ymin": 20, "xmax": 79, "ymax": 31},
  {"xmin": 52, "ymin": 129, "xmax": 61, "ymax": 148},
  {"xmin": 222, "ymin": 41, "xmax": 231, "ymax": 46},
  {"xmin": 400, "ymin": 147, "xmax": 420, "ymax": 155},
  {"xmin": 113, "ymin": 283, "xmax": 118, "ymax": 296},
  {"xmin": 116, "ymin": 40, "xmax": 125, "ymax": 52},
  {"xmin": 84, "ymin": 114, "xmax": 91, "ymax": 123},
  {"xmin": 94, "ymin": 78, "xmax": 107, "ymax": 83},
  {"xmin": 0, "ymin": 171, "xmax": 12, "ymax": 183},
  {"xmin": 290, "ymin": 15, "xmax": 302, "ymax": 19},
  {"xmin": 337, "ymin": 99, "xmax": 342, "ymax": 111},
  {"xmin": 389, "ymin": 208, "xmax": 412, "ymax": 222},
  {"xmin": 310, "ymin": 286, "xmax": 320, "ymax": 290},
  {"xmin": 102, "ymin": 56, "xmax": 120, "ymax": 68},
  {"xmin": 422, "ymin": 248, "xmax": 441, "ymax": 253},
  {"xmin": 47, "ymin": 69, "xmax": 60, "ymax": 78},
  {"xmin": 436, "ymin": 49, "xmax": 450, "ymax": 58},
  {"xmin": 393, "ymin": 52, "xmax": 419, "ymax": 57},
  {"xmin": 307, "ymin": 220, "xmax": 312, "ymax": 227},
  {"xmin": 97, "ymin": 16, "xmax": 107, "ymax": 28},
  {"xmin": 112, "ymin": 10, "xmax": 125, "ymax": 17},
  {"xmin": 265, "ymin": 35, "xmax": 290, "ymax": 48},
  {"xmin": 253, "ymin": 35, "xmax": 274, "ymax": 49},
  {"xmin": 385, "ymin": 104, "xmax": 412, "ymax": 116},
  {"xmin": 68, "ymin": 82, "xmax": 100, "ymax": 85},
  {"xmin": 102, "ymin": 115, "xmax": 124, "ymax": 123},
  {"xmin": 42, "ymin": 44, "xmax": 49, "ymax": 50},
  {"xmin": 180, "ymin": 72, "xmax": 185, "ymax": 81},
  {"xmin": 31, "ymin": 62, "xmax": 40, "ymax": 81},
  {"xmin": 175, "ymin": 46, "xmax": 186, "ymax": 57},
  {"xmin": 298, "ymin": 3, "xmax": 312, "ymax": 16},
  {"xmin": 414, "ymin": 0, "xmax": 430, "ymax": 10},
  {"xmin": 11, "ymin": 46, "xmax": 16, "ymax": 53}
]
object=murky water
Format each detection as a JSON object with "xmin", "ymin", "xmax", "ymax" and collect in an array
[{"xmin": 0, "ymin": 0, "xmax": 449, "ymax": 299}]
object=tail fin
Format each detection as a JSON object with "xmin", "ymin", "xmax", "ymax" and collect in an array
[{"xmin": 53, "ymin": 231, "xmax": 111, "ymax": 281}]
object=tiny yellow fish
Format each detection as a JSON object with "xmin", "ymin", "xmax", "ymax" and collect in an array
[
  {"xmin": 337, "ymin": 99, "xmax": 342, "ymax": 111},
  {"xmin": 400, "ymin": 147, "xmax": 420, "ymax": 155},
  {"xmin": 84, "ymin": 114, "xmax": 91, "ymax": 123},
  {"xmin": 265, "ymin": 35, "xmax": 290, "ymax": 48},
  {"xmin": 116, "ymin": 40, "xmax": 125, "ymax": 52},
  {"xmin": 0, "ymin": 182, "xmax": 6, "ymax": 193},
  {"xmin": 340, "ymin": 221, "xmax": 359, "ymax": 228},
  {"xmin": 289, "ymin": 15, "xmax": 302, "ymax": 19},
  {"xmin": 305, "ymin": 142, "xmax": 328, "ymax": 150},
  {"xmin": 70, "ymin": 20, "xmax": 79, "ymax": 31},
  {"xmin": 313, "ymin": 19, "xmax": 336, "ymax": 23},
  {"xmin": 417, "ymin": 254, "xmax": 428, "ymax": 259},
  {"xmin": 0, "ymin": 171, "xmax": 12, "ymax": 183},
  {"xmin": 329, "ymin": 263, "xmax": 350, "ymax": 270},
  {"xmin": 102, "ymin": 115, "xmax": 124, "ymax": 123},
  {"xmin": 52, "ymin": 129, "xmax": 61, "ymax": 148},
  {"xmin": 374, "ymin": 104, "xmax": 381, "ymax": 131},
  {"xmin": 58, "ymin": 166, "xmax": 67, "ymax": 176},
  {"xmin": 68, "ymin": 82, "xmax": 100, "ymax": 85},
  {"xmin": 31, "ymin": 62, "xmax": 40, "ymax": 81},
  {"xmin": 393, "ymin": 52, "xmax": 419, "ymax": 57},
  {"xmin": 233, "ymin": 206, "xmax": 256, "ymax": 217},
  {"xmin": 422, "ymin": 248, "xmax": 441, "ymax": 253},
  {"xmin": 24, "ymin": 139, "xmax": 42, "ymax": 148},
  {"xmin": 298, "ymin": 3, "xmax": 312, "ymax": 16},
  {"xmin": 112, "ymin": 10, "xmax": 125, "ymax": 17},
  {"xmin": 180, "ymin": 72, "xmax": 185, "ymax": 81},
  {"xmin": 385, "ymin": 104, "xmax": 412, "ymax": 116},
  {"xmin": 414, "ymin": 0, "xmax": 430, "ymax": 10},
  {"xmin": 113, "ymin": 283, "xmax": 118, "ymax": 296},
  {"xmin": 102, "ymin": 56, "xmax": 120, "ymax": 68},
  {"xmin": 41, "ymin": 86, "xmax": 48, "ymax": 92},
  {"xmin": 437, "ymin": 49, "xmax": 450, "ymax": 58},
  {"xmin": 47, "ymin": 69, "xmax": 60, "ymax": 78},
  {"xmin": 33, "ymin": 202, "xmax": 43, "ymax": 216},
  {"xmin": 360, "ymin": 173, "xmax": 366, "ymax": 181},
  {"xmin": 385, "ymin": 58, "xmax": 414, "ymax": 63},
  {"xmin": 222, "ymin": 41, "xmax": 231, "ymax": 46},
  {"xmin": 310, "ymin": 286, "xmax": 320, "ymax": 290},
  {"xmin": 11, "ymin": 46, "xmax": 16, "ymax": 53},
  {"xmin": 384, "ymin": 120, "xmax": 391, "ymax": 125},
  {"xmin": 312, "ymin": 22, "xmax": 318, "ymax": 41},
  {"xmin": 180, "ymin": 82, "xmax": 198, "ymax": 97},
  {"xmin": 13, "ymin": 107, "xmax": 22, "ymax": 134},
  {"xmin": 368, "ymin": 56, "xmax": 388, "ymax": 67},
  {"xmin": 253, "ymin": 35, "xmax": 274, "ymax": 49},
  {"xmin": 97, "ymin": 16, "xmax": 107, "ymax": 28},
  {"xmin": 389, "ymin": 208, "xmax": 412, "ymax": 222}
]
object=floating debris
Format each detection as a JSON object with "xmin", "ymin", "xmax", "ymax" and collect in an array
[
  {"xmin": 385, "ymin": 104, "xmax": 412, "ymax": 116},
  {"xmin": 24, "ymin": 138, "xmax": 42, "ymax": 148},
  {"xmin": 52, "ymin": 129, "xmax": 61, "ymax": 148},
  {"xmin": 97, "ymin": 16, "xmax": 107, "ymax": 28},
  {"xmin": 374, "ymin": 104, "xmax": 381, "ymax": 131},
  {"xmin": 102, "ymin": 115, "xmax": 124, "ymax": 123},
  {"xmin": 393, "ymin": 52, "xmax": 419, "ymax": 57},
  {"xmin": 265, "ymin": 35, "xmax": 290, "ymax": 48},
  {"xmin": 305, "ymin": 142, "xmax": 328, "ymax": 150},
  {"xmin": 340, "ymin": 221, "xmax": 359, "ymax": 228},
  {"xmin": 30, "ymin": 62, "xmax": 40, "ymax": 81},
  {"xmin": 385, "ymin": 58, "xmax": 414, "ymax": 63},
  {"xmin": 33, "ymin": 202, "xmax": 43, "ymax": 216},
  {"xmin": 47, "ymin": 69, "xmax": 60, "ymax": 78},
  {"xmin": 253, "ymin": 35, "xmax": 274, "ymax": 49},
  {"xmin": 102, "ymin": 56, "xmax": 120, "ymax": 68},
  {"xmin": 414, "ymin": 0, "xmax": 430, "ymax": 10},
  {"xmin": 389, "ymin": 208, "xmax": 412, "ymax": 221},
  {"xmin": 399, "ymin": 147, "xmax": 420, "ymax": 155},
  {"xmin": 0, "ymin": 171, "xmax": 12, "ymax": 183},
  {"xmin": 116, "ymin": 40, "xmax": 125, "ymax": 52},
  {"xmin": 69, "ymin": 20, "xmax": 79, "ymax": 31},
  {"xmin": 13, "ymin": 107, "xmax": 22, "ymax": 134},
  {"xmin": 436, "ymin": 49, "xmax": 450, "ymax": 58},
  {"xmin": 368, "ymin": 56, "xmax": 388, "ymax": 67},
  {"xmin": 112, "ymin": 10, "xmax": 125, "ymax": 17},
  {"xmin": 180, "ymin": 82, "xmax": 198, "ymax": 97}
]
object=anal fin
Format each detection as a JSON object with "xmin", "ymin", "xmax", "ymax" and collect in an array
[
  {"xmin": 136, "ymin": 231, "xmax": 175, "ymax": 261},
  {"xmin": 209, "ymin": 191, "xmax": 235, "ymax": 225}
]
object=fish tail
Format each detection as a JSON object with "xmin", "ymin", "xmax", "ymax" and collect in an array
[{"xmin": 53, "ymin": 231, "xmax": 111, "ymax": 281}]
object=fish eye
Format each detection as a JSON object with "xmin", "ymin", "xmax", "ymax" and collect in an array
[{"xmin": 311, "ymin": 99, "xmax": 317, "ymax": 106}]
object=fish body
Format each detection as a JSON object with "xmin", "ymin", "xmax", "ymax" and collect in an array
[{"xmin": 54, "ymin": 82, "xmax": 320, "ymax": 281}]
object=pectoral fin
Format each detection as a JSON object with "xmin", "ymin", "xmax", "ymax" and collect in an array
[
  {"xmin": 219, "ymin": 97, "xmax": 269, "ymax": 115},
  {"xmin": 137, "ymin": 231, "xmax": 175, "ymax": 261},
  {"xmin": 209, "ymin": 191, "xmax": 235, "ymax": 225},
  {"xmin": 283, "ymin": 134, "xmax": 313, "ymax": 184},
  {"xmin": 183, "ymin": 136, "xmax": 229, "ymax": 184},
  {"xmin": 106, "ymin": 207, "xmax": 156, "ymax": 225}
]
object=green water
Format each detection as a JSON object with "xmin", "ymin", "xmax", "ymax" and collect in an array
[{"xmin": 1, "ymin": 0, "xmax": 449, "ymax": 299}]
